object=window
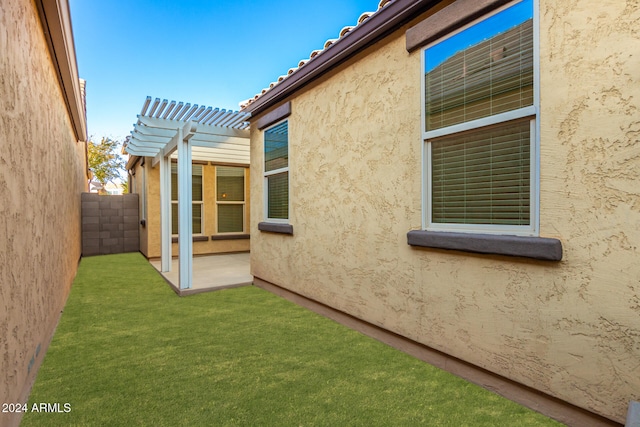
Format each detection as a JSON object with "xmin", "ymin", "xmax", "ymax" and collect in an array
[
  {"xmin": 171, "ymin": 163, "xmax": 203, "ymax": 235},
  {"xmin": 216, "ymin": 166, "xmax": 246, "ymax": 233},
  {"xmin": 264, "ymin": 120, "xmax": 289, "ymax": 222},
  {"xmin": 423, "ymin": 0, "xmax": 537, "ymax": 235}
]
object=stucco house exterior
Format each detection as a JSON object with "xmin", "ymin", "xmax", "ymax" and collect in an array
[
  {"xmin": 241, "ymin": 0, "xmax": 640, "ymax": 425},
  {"xmin": 127, "ymin": 157, "xmax": 251, "ymax": 259},
  {"xmin": 0, "ymin": 0, "xmax": 88, "ymax": 425},
  {"xmin": 125, "ymin": 98, "xmax": 251, "ymax": 264}
]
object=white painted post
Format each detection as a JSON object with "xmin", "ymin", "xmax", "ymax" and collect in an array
[
  {"xmin": 177, "ymin": 123, "xmax": 194, "ymax": 289},
  {"xmin": 160, "ymin": 153, "xmax": 172, "ymax": 272}
]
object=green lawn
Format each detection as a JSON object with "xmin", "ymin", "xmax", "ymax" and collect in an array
[{"xmin": 22, "ymin": 253, "xmax": 562, "ymax": 426}]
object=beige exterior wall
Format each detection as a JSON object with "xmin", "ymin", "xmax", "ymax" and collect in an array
[
  {"xmin": 141, "ymin": 159, "xmax": 160, "ymax": 258},
  {"xmin": 133, "ymin": 160, "xmax": 250, "ymax": 259},
  {"xmin": 250, "ymin": 0, "xmax": 640, "ymax": 423},
  {"xmin": 0, "ymin": 0, "xmax": 88, "ymax": 424},
  {"xmin": 130, "ymin": 158, "xmax": 149, "ymax": 256}
]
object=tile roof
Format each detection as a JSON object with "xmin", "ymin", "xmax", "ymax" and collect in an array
[{"xmin": 240, "ymin": 0, "xmax": 394, "ymax": 109}]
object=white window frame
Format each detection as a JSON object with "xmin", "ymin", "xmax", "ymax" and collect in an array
[
  {"xmin": 215, "ymin": 166, "xmax": 247, "ymax": 234},
  {"xmin": 421, "ymin": 0, "xmax": 540, "ymax": 237},
  {"xmin": 171, "ymin": 164, "xmax": 204, "ymax": 236},
  {"xmin": 263, "ymin": 119, "xmax": 290, "ymax": 224}
]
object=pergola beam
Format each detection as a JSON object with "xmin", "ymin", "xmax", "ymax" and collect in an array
[
  {"xmin": 138, "ymin": 115, "xmax": 249, "ymax": 137},
  {"xmin": 151, "ymin": 128, "xmax": 180, "ymax": 168},
  {"xmin": 130, "ymin": 130, "xmax": 168, "ymax": 144},
  {"xmin": 134, "ymin": 132, "xmax": 249, "ymax": 149},
  {"xmin": 150, "ymin": 122, "xmax": 249, "ymax": 168},
  {"xmin": 124, "ymin": 146, "xmax": 160, "ymax": 156},
  {"xmin": 134, "ymin": 123, "xmax": 177, "ymax": 138}
]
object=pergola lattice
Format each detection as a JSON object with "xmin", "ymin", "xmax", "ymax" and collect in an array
[{"xmin": 124, "ymin": 97, "xmax": 251, "ymax": 289}]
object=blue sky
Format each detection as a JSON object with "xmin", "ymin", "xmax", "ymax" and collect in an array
[{"xmin": 69, "ymin": 0, "xmax": 382, "ymax": 142}]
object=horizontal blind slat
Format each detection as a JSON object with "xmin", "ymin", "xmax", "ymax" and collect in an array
[
  {"xmin": 265, "ymin": 121, "xmax": 289, "ymax": 172},
  {"xmin": 218, "ymin": 204, "xmax": 244, "ymax": 233},
  {"xmin": 431, "ymin": 120, "xmax": 530, "ymax": 225},
  {"xmin": 425, "ymin": 18, "xmax": 534, "ymax": 131},
  {"xmin": 267, "ymin": 171, "xmax": 289, "ymax": 219}
]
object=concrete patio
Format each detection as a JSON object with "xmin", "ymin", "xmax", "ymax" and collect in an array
[{"xmin": 149, "ymin": 252, "xmax": 252, "ymax": 296}]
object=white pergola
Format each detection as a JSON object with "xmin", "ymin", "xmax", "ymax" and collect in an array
[{"xmin": 124, "ymin": 97, "xmax": 250, "ymax": 290}]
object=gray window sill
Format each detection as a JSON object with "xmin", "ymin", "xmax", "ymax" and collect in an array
[
  {"xmin": 258, "ymin": 222, "xmax": 294, "ymax": 235},
  {"xmin": 407, "ymin": 230, "xmax": 562, "ymax": 261},
  {"xmin": 210, "ymin": 234, "xmax": 250, "ymax": 241},
  {"xmin": 171, "ymin": 235, "xmax": 209, "ymax": 243}
]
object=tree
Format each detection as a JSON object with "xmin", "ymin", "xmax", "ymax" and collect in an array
[{"xmin": 88, "ymin": 137, "xmax": 125, "ymax": 193}]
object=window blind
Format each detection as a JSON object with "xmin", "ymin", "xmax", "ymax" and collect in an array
[
  {"xmin": 265, "ymin": 120, "xmax": 289, "ymax": 220},
  {"xmin": 171, "ymin": 203, "xmax": 202, "ymax": 234},
  {"xmin": 171, "ymin": 164, "xmax": 203, "ymax": 234},
  {"xmin": 171, "ymin": 164, "xmax": 203, "ymax": 201},
  {"xmin": 267, "ymin": 172, "xmax": 289, "ymax": 220},
  {"xmin": 218, "ymin": 205, "xmax": 244, "ymax": 233},
  {"xmin": 265, "ymin": 121, "xmax": 288, "ymax": 172},
  {"xmin": 216, "ymin": 166, "xmax": 245, "ymax": 233},
  {"xmin": 216, "ymin": 166, "xmax": 244, "ymax": 202},
  {"xmin": 431, "ymin": 120, "xmax": 530, "ymax": 225},
  {"xmin": 425, "ymin": 15, "xmax": 533, "ymax": 131}
]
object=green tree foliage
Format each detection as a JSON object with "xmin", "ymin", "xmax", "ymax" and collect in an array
[{"xmin": 88, "ymin": 137, "xmax": 125, "ymax": 190}]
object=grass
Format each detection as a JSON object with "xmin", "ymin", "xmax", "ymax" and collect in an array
[{"xmin": 22, "ymin": 253, "xmax": 563, "ymax": 426}]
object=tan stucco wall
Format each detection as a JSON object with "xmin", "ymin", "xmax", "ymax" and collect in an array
[
  {"xmin": 0, "ymin": 0, "xmax": 87, "ymax": 423},
  {"xmin": 250, "ymin": 0, "xmax": 640, "ymax": 423},
  {"xmin": 136, "ymin": 161, "xmax": 250, "ymax": 259},
  {"xmin": 142, "ymin": 160, "xmax": 160, "ymax": 258},
  {"xmin": 131, "ymin": 159, "xmax": 149, "ymax": 256}
]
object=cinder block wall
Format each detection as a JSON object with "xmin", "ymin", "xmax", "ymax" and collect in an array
[{"xmin": 82, "ymin": 193, "xmax": 139, "ymax": 255}]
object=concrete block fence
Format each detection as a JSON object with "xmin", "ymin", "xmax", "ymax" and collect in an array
[{"xmin": 81, "ymin": 193, "xmax": 139, "ymax": 256}]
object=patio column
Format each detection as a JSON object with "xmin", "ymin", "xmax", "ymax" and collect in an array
[
  {"xmin": 159, "ymin": 154, "xmax": 172, "ymax": 272},
  {"xmin": 177, "ymin": 122, "xmax": 197, "ymax": 289}
]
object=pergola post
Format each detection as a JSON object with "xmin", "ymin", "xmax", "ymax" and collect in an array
[
  {"xmin": 177, "ymin": 124, "xmax": 193, "ymax": 289},
  {"xmin": 159, "ymin": 154, "xmax": 171, "ymax": 272}
]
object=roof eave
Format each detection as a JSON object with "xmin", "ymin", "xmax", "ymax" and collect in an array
[
  {"xmin": 241, "ymin": 0, "xmax": 440, "ymax": 117},
  {"xmin": 125, "ymin": 154, "xmax": 141, "ymax": 172},
  {"xmin": 35, "ymin": 0, "xmax": 87, "ymax": 142}
]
